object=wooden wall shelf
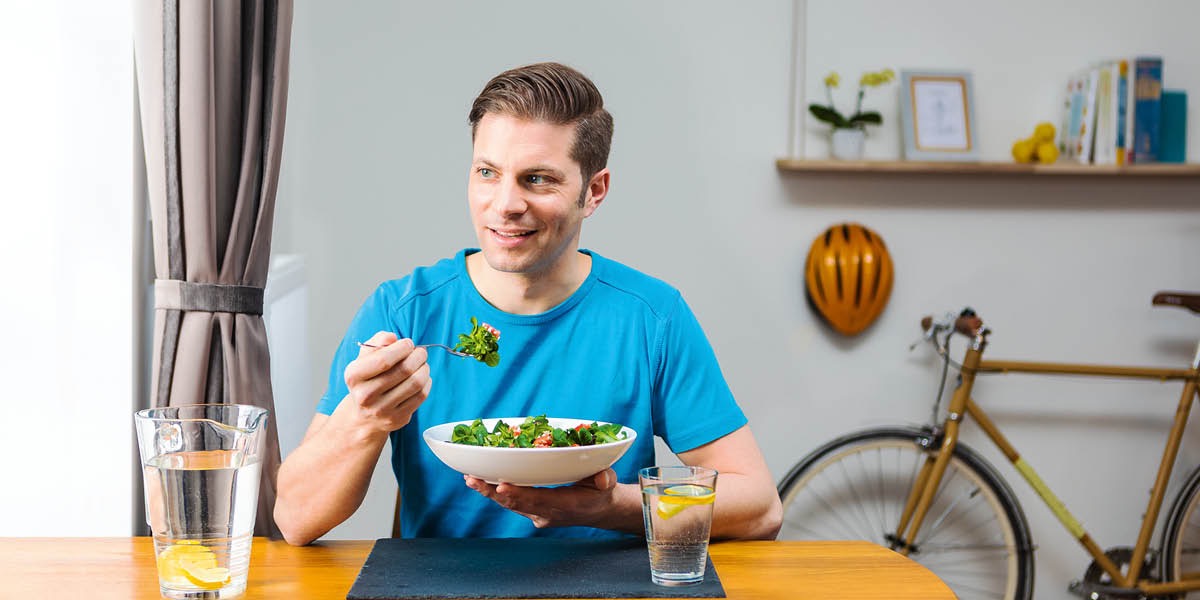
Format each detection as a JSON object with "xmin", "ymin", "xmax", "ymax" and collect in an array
[{"xmin": 775, "ymin": 159, "xmax": 1200, "ymax": 177}]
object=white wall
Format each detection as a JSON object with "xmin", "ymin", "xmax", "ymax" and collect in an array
[
  {"xmin": 275, "ymin": 2, "xmax": 1200, "ymax": 597},
  {"xmin": 0, "ymin": 2, "xmax": 134, "ymax": 536}
]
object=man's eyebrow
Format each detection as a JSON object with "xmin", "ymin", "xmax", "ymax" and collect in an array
[{"xmin": 522, "ymin": 164, "xmax": 567, "ymax": 178}]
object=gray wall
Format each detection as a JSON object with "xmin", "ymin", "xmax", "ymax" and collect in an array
[{"xmin": 275, "ymin": 2, "xmax": 1200, "ymax": 598}]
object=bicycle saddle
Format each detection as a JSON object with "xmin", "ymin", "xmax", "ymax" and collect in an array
[{"xmin": 1152, "ymin": 291, "xmax": 1200, "ymax": 314}]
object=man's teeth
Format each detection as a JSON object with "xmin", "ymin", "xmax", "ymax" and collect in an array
[{"xmin": 495, "ymin": 230, "xmax": 531, "ymax": 237}]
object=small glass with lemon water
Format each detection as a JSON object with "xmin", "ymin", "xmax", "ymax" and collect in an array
[{"xmin": 638, "ymin": 466, "xmax": 718, "ymax": 586}]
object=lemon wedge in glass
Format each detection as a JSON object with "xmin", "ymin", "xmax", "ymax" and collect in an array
[
  {"xmin": 655, "ymin": 484, "xmax": 715, "ymax": 519},
  {"xmin": 156, "ymin": 543, "xmax": 230, "ymax": 590}
]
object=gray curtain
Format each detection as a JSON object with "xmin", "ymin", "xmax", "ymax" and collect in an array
[{"xmin": 133, "ymin": 0, "xmax": 293, "ymax": 538}]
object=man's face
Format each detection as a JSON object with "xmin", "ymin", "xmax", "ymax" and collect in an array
[{"xmin": 468, "ymin": 113, "xmax": 602, "ymax": 277}]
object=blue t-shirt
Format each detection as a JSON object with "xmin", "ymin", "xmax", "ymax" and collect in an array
[{"xmin": 317, "ymin": 249, "xmax": 746, "ymax": 538}]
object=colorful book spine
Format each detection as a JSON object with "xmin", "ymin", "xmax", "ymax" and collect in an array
[
  {"xmin": 1062, "ymin": 74, "xmax": 1084, "ymax": 160},
  {"xmin": 1075, "ymin": 68, "xmax": 1099, "ymax": 164},
  {"xmin": 1130, "ymin": 57, "xmax": 1163, "ymax": 163},
  {"xmin": 1092, "ymin": 63, "xmax": 1117, "ymax": 165},
  {"xmin": 1115, "ymin": 59, "xmax": 1129, "ymax": 165}
]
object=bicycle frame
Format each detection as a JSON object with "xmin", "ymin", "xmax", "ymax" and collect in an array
[{"xmin": 894, "ymin": 330, "xmax": 1200, "ymax": 596}]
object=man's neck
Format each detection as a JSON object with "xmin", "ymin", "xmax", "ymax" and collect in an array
[{"xmin": 466, "ymin": 251, "xmax": 592, "ymax": 315}]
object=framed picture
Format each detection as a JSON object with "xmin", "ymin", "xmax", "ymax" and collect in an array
[{"xmin": 899, "ymin": 70, "xmax": 978, "ymax": 161}]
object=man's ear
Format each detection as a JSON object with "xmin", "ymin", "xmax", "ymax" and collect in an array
[{"xmin": 582, "ymin": 168, "xmax": 610, "ymax": 217}]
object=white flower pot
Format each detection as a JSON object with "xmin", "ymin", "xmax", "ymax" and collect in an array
[{"xmin": 831, "ymin": 128, "xmax": 866, "ymax": 160}]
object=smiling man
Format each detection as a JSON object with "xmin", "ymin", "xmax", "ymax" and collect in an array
[{"xmin": 274, "ymin": 63, "xmax": 782, "ymax": 545}]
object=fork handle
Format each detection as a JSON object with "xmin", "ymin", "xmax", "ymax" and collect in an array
[
  {"xmin": 357, "ymin": 342, "xmax": 451, "ymax": 350},
  {"xmin": 356, "ymin": 341, "xmax": 470, "ymax": 357}
]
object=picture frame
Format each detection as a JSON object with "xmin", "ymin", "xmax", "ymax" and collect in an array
[{"xmin": 899, "ymin": 70, "xmax": 978, "ymax": 161}]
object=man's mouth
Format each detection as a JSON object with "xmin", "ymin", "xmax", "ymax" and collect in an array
[{"xmin": 489, "ymin": 228, "xmax": 535, "ymax": 238}]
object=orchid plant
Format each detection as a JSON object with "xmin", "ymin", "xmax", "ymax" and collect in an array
[{"xmin": 809, "ymin": 69, "xmax": 896, "ymax": 130}]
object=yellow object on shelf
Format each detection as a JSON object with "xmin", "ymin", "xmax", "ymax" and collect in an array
[
  {"xmin": 1035, "ymin": 142, "xmax": 1059, "ymax": 164},
  {"xmin": 1033, "ymin": 122, "xmax": 1056, "ymax": 143},
  {"xmin": 1012, "ymin": 139, "xmax": 1036, "ymax": 163}
]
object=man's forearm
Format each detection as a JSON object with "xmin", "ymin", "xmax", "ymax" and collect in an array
[
  {"xmin": 274, "ymin": 411, "xmax": 390, "ymax": 545},
  {"xmin": 708, "ymin": 472, "xmax": 782, "ymax": 540},
  {"xmin": 591, "ymin": 475, "xmax": 780, "ymax": 539}
]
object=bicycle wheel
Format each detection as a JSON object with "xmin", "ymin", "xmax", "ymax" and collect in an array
[
  {"xmin": 1160, "ymin": 463, "xmax": 1200, "ymax": 598},
  {"xmin": 778, "ymin": 427, "xmax": 1035, "ymax": 600}
]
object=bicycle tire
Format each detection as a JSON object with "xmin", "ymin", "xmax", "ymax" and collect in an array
[
  {"xmin": 777, "ymin": 427, "xmax": 1036, "ymax": 600},
  {"xmin": 1159, "ymin": 462, "xmax": 1200, "ymax": 598}
]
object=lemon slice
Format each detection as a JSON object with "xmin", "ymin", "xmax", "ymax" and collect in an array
[
  {"xmin": 664, "ymin": 485, "xmax": 713, "ymax": 498},
  {"xmin": 655, "ymin": 484, "xmax": 715, "ymax": 519},
  {"xmin": 156, "ymin": 543, "xmax": 229, "ymax": 590},
  {"xmin": 157, "ymin": 543, "xmax": 208, "ymax": 585},
  {"xmin": 179, "ymin": 558, "xmax": 231, "ymax": 590}
]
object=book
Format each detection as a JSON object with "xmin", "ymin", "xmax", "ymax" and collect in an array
[
  {"xmin": 1061, "ymin": 74, "xmax": 1083, "ymax": 160},
  {"xmin": 1159, "ymin": 90, "xmax": 1187, "ymax": 163},
  {"xmin": 1092, "ymin": 62, "xmax": 1117, "ymax": 165},
  {"xmin": 1130, "ymin": 56, "xmax": 1163, "ymax": 163},
  {"xmin": 1074, "ymin": 67, "xmax": 1099, "ymax": 164},
  {"xmin": 1115, "ymin": 59, "xmax": 1130, "ymax": 165}
]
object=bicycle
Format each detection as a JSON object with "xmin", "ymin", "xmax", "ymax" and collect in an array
[{"xmin": 777, "ymin": 292, "xmax": 1200, "ymax": 600}]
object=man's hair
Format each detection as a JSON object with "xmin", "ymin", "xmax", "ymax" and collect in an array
[{"xmin": 469, "ymin": 62, "xmax": 614, "ymax": 194}]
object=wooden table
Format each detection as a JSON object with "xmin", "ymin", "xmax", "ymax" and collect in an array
[{"xmin": 3, "ymin": 537, "xmax": 954, "ymax": 599}]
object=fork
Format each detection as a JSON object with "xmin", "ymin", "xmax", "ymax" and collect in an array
[{"xmin": 356, "ymin": 341, "xmax": 473, "ymax": 358}]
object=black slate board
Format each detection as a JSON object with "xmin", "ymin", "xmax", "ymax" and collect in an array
[{"xmin": 346, "ymin": 537, "xmax": 725, "ymax": 599}]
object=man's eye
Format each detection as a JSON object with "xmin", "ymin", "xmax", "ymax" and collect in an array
[
  {"xmin": 478, "ymin": 167, "xmax": 495, "ymax": 178},
  {"xmin": 526, "ymin": 174, "xmax": 547, "ymax": 185}
]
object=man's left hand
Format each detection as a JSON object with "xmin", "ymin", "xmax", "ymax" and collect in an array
[{"xmin": 463, "ymin": 468, "xmax": 639, "ymax": 531}]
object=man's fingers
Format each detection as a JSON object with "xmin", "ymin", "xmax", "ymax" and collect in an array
[
  {"xmin": 574, "ymin": 468, "xmax": 616, "ymax": 490},
  {"xmin": 363, "ymin": 362, "xmax": 431, "ymax": 413},
  {"xmin": 356, "ymin": 331, "xmax": 399, "ymax": 357},
  {"xmin": 347, "ymin": 337, "xmax": 415, "ymax": 385}
]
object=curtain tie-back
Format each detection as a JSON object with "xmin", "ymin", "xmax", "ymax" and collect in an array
[{"xmin": 154, "ymin": 279, "xmax": 265, "ymax": 315}]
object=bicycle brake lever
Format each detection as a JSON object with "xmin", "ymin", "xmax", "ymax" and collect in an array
[{"xmin": 910, "ymin": 312, "xmax": 959, "ymax": 351}]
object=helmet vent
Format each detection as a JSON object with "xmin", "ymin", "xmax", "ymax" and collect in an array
[
  {"xmin": 834, "ymin": 252, "xmax": 844, "ymax": 300},
  {"xmin": 869, "ymin": 253, "xmax": 883, "ymax": 302},
  {"xmin": 854, "ymin": 257, "xmax": 863, "ymax": 307},
  {"xmin": 810, "ymin": 261, "xmax": 826, "ymax": 303}
]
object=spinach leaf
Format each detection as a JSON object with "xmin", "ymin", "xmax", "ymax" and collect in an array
[{"xmin": 453, "ymin": 316, "xmax": 501, "ymax": 367}]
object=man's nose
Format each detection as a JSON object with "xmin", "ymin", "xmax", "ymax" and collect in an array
[{"xmin": 492, "ymin": 176, "xmax": 527, "ymax": 215}]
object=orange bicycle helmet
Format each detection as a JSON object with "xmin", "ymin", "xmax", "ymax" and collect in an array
[{"xmin": 805, "ymin": 223, "xmax": 894, "ymax": 335}]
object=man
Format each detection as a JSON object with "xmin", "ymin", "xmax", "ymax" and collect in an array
[{"xmin": 275, "ymin": 62, "xmax": 781, "ymax": 545}]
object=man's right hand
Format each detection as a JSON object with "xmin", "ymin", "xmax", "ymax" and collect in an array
[
  {"xmin": 275, "ymin": 331, "xmax": 431, "ymax": 546},
  {"xmin": 338, "ymin": 331, "xmax": 433, "ymax": 436}
]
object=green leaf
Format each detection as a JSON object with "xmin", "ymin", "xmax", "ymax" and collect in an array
[
  {"xmin": 846, "ymin": 111, "xmax": 882, "ymax": 126},
  {"xmin": 452, "ymin": 316, "xmax": 501, "ymax": 367},
  {"xmin": 808, "ymin": 104, "xmax": 848, "ymax": 128}
]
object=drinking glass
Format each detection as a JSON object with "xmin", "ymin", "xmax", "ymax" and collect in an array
[
  {"xmin": 638, "ymin": 465, "xmax": 718, "ymax": 586},
  {"xmin": 135, "ymin": 404, "xmax": 269, "ymax": 599}
]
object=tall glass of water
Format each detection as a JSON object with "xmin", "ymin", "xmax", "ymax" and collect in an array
[
  {"xmin": 135, "ymin": 404, "xmax": 269, "ymax": 599},
  {"xmin": 638, "ymin": 465, "xmax": 718, "ymax": 586}
]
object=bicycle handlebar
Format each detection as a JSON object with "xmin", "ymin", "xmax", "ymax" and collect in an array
[{"xmin": 920, "ymin": 313, "xmax": 984, "ymax": 337}]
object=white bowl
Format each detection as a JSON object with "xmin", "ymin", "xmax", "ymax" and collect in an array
[{"xmin": 422, "ymin": 417, "xmax": 638, "ymax": 486}]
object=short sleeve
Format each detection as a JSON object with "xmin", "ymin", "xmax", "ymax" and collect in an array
[
  {"xmin": 651, "ymin": 294, "xmax": 747, "ymax": 453},
  {"xmin": 315, "ymin": 285, "xmax": 399, "ymax": 416}
]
